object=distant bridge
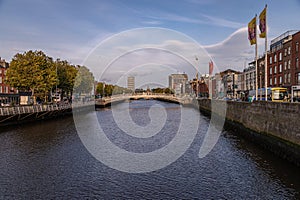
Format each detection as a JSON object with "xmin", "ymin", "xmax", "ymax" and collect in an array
[{"xmin": 95, "ymin": 94, "xmax": 194, "ymax": 108}]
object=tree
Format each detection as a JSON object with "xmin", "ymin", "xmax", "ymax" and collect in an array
[
  {"xmin": 73, "ymin": 65, "xmax": 94, "ymax": 95},
  {"xmin": 6, "ymin": 50, "xmax": 57, "ymax": 104},
  {"xmin": 56, "ymin": 59, "xmax": 78, "ymax": 98},
  {"xmin": 96, "ymin": 82, "xmax": 105, "ymax": 97}
]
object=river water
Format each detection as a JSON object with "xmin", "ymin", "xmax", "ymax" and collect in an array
[{"xmin": 0, "ymin": 100, "xmax": 299, "ymax": 199}]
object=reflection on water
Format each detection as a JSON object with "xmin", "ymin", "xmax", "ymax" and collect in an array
[{"xmin": 0, "ymin": 100, "xmax": 299, "ymax": 199}]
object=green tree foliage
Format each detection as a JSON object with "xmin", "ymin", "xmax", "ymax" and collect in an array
[
  {"xmin": 96, "ymin": 82, "xmax": 105, "ymax": 96},
  {"xmin": 56, "ymin": 59, "xmax": 78, "ymax": 97},
  {"xmin": 152, "ymin": 87, "xmax": 174, "ymax": 94},
  {"xmin": 6, "ymin": 50, "xmax": 57, "ymax": 103},
  {"xmin": 96, "ymin": 82, "xmax": 131, "ymax": 97},
  {"xmin": 73, "ymin": 65, "xmax": 94, "ymax": 94}
]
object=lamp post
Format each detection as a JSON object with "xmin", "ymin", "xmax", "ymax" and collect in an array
[
  {"xmin": 102, "ymin": 83, "xmax": 105, "ymax": 99},
  {"xmin": 195, "ymin": 56, "xmax": 199, "ymax": 98},
  {"xmin": 56, "ymin": 62, "xmax": 58, "ymax": 99},
  {"xmin": 232, "ymin": 73, "xmax": 235, "ymax": 99},
  {"xmin": 259, "ymin": 71, "xmax": 262, "ymax": 100}
]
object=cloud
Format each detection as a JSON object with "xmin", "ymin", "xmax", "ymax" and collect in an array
[
  {"xmin": 83, "ymin": 28, "xmax": 213, "ymax": 87},
  {"xmin": 204, "ymin": 27, "xmax": 265, "ymax": 72},
  {"xmin": 201, "ymin": 14, "xmax": 244, "ymax": 29},
  {"xmin": 147, "ymin": 11, "xmax": 243, "ymax": 29},
  {"xmin": 142, "ymin": 20, "xmax": 163, "ymax": 25}
]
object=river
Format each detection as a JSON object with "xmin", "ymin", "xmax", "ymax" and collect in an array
[{"xmin": 0, "ymin": 100, "xmax": 299, "ymax": 199}]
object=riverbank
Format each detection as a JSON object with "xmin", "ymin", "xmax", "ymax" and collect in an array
[{"xmin": 196, "ymin": 99, "xmax": 300, "ymax": 167}]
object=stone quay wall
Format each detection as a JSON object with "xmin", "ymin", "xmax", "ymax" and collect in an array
[{"xmin": 197, "ymin": 99, "xmax": 300, "ymax": 166}]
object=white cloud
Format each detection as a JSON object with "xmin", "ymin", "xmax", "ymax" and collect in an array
[
  {"xmin": 201, "ymin": 14, "xmax": 244, "ymax": 29},
  {"xmin": 204, "ymin": 27, "xmax": 266, "ymax": 72}
]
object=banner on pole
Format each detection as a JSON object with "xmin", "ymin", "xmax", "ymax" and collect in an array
[
  {"xmin": 259, "ymin": 7, "xmax": 266, "ymax": 38},
  {"xmin": 248, "ymin": 16, "xmax": 257, "ymax": 45}
]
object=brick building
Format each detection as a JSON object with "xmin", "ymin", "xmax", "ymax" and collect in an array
[
  {"xmin": 268, "ymin": 30, "xmax": 300, "ymax": 90},
  {"xmin": 0, "ymin": 58, "xmax": 18, "ymax": 105}
]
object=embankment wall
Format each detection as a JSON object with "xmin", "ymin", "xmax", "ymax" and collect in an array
[{"xmin": 197, "ymin": 99, "xmax": 300, "ymax": 166}]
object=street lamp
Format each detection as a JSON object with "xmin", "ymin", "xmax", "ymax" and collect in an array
[
  {"xmin": 232, "ymin": 72, "xmax": 235, "ymax": 99},
  {"xmin": 56, "ymin": 62, "xmax": 58, "ymax": 99},
  {"xmin": 102, "ymin": 83, "xmax": 105, "ymax": 99}
]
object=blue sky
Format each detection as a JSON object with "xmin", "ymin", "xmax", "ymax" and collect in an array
[{"xmin": 1, "ymin": 0, "xmax": 300, "ymax": 87}]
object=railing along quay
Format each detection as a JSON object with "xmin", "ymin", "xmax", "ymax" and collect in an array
[{"xmin": 0, "ymin": 104, "xmax": 72, "ymax": 116}]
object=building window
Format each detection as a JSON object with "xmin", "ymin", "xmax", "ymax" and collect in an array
[
  {"xmin": 270, "ymin": 67, "xmax": 272, "ymax": 75},
  {"xmin": 296, "ymin": 42, "xmax": 299, "ymax": 53},
  {"xmin": 298, "ymin": 73, "xmax": 300, "ymax": 84},
  {"xmin": 279, "ymin": 52, "xmax": 282, "ymax": 61},
  {"xmin": 0, "ymin": 86, "xmax": 2, "ymax": 93},
  {"xmin": 274, "ymin": 54, "xmax": 277, "ymax": 62},
  {"xmin": 0, "ymin": 76, "xmax": 2, "ymax": 84},
  {"xmin": 279, "ymin": 64, "xmax": 282, "ymax": 73},
  {"xmin": 284, "ymin": 61, "xmax": 287, "ymax": 70},
  {"xmin": 288, "ymin": 60, "xmax": 291, "ymax": 69},
  {"xmin": 296, "ymin": 58, "xmax": 299, "ymax": 69},
  {"xmin": 284, "ymin": 48, "xmax": 287, "ymax": 56},
  {"xmin": 288, "ymin": 73, "xmax": 291, "ymax": 83},
  {"xmin": 274, "ymin": 77, "xmax": 277, "ymax": 85},
  {"xmin": 270, "ymin": 78, "xmax": 272, "ymax": 85},
  {"xmin": 269, "ymin": 56, "xmax": 272, "ymax": 64},
  {"xmin": 284, "ymin": 74, "xmax": 287, "ymax": 83},
  {"xmin": 274, "ymin": 66, "xmax": 277, "ymax": 74},
  {"xmin": 288, "ymin": 46, "xmax": 291, "ymax": 55},
  {"xmin": 279, "ymin": 76, "xmax": 282, "ymax": 84}
]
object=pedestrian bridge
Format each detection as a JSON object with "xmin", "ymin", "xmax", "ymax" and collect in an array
[{"xmin": 95, "ymin": 94, "xmax": 194, "ymax": 107}]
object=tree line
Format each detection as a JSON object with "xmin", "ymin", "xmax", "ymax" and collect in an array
[
  {"xmin": 95, "ymin": 82, "xmax": 132, "ymax": 97},
  {"xmin": 6, "ymin": 50, "xmax": 94, "ymax": 104}
]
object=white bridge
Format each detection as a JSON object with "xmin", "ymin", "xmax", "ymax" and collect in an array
[{"xmin": 95, "ymin": 94, "xmax": 194, "ymax": 107}]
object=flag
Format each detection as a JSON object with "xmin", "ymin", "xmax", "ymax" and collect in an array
[
  {"xmin": 209, "ymin": 60, "xmax": 213, "ymax": 75},
  {"xmin": 248, "ymin": 16, "xmax": 257, "ymax": 45},
  {"xmin": 259, "ymin": 6, "xmax": 266, "ymax": 38}
]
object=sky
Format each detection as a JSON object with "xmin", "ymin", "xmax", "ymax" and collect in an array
[{"xmin": 1, "ymin": 0, "xmax": 300, "ymax": 88}]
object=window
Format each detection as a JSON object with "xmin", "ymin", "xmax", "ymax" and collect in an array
[
  {"xmin": 279, "ymin": 52, "xmax": 282, "ymax": 61},
  {"xmin": 274, "ymin": 54, "xmax": 277, "ymax": 62},
  {"xmin": 288, "ymin": 46, "xmax": 291, "ymax": 55},
  {"xmin": 296, "ymin": 58, "xmax": 299, "ymax": 69},
  {"xmin": 298, "ymin": 73, "xmax": 300, "ymax": 84},
  {"xmin": 279, "ymin": 64, "xmax": 282, "ymax": 73},
  {"xmin": 288, "ymin": 60, "xmax": 291, "ymax": 69},
  {"xmin": 274, "ymin": 66, "xmax": 277, "ymax": 74},
  {"xmin": 269, "ymin": 56, "xmax": 272, "ymax": 64},
  {"xmin": 279, "ymin": 76, "xmax": 282, "ymax": 84},
  {"xmin": 270, "ymin": 78, "xmax": 272, "ymax": 85},
  {"xmin": 288, "ymin": 73, "xmax": 291, "ymax": 83},
  {"xmin": 270, "ymin": 67, "xmax": 272, "ymax": 75},
  {"xmin": 274, "ymin": 77, "xmax": 277, "ymax": 85},
  {"xmin": 0, "ymin": 86, "xmax": 2, "ymax": 93},
  {"xmin": 5, "ymin": 86, "xmax": 8, "ymax": 93},
  {"xmin": 284, "ymin": 74, "xmax": 287, "ymax": 83},
  {"xmin": 0, "ymin": 76, "xmax": 2, "ymax": 84},
  {"xmin": 284, "ymin": 48, "xmax": 287, "ymax": 56},
  {"xmin": 284, "ymin": 61, "xmax": 287, "ymax": 70},
  {"xmin": 296, "ymin": 42, "xmax": 299, "ymax": 53}
]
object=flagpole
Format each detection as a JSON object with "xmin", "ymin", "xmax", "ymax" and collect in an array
[
  {"xmin": 255, "ymin": 15, "xmax": 258, "ymax": 101},
  {"xmin": 264, "ymin": 4, "xmax": 268, "ymax": 101}
]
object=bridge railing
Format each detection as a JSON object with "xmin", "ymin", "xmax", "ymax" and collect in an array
[{"xmin": 95, "ymin": 94, "xmax": 194, "ymax": 105}]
